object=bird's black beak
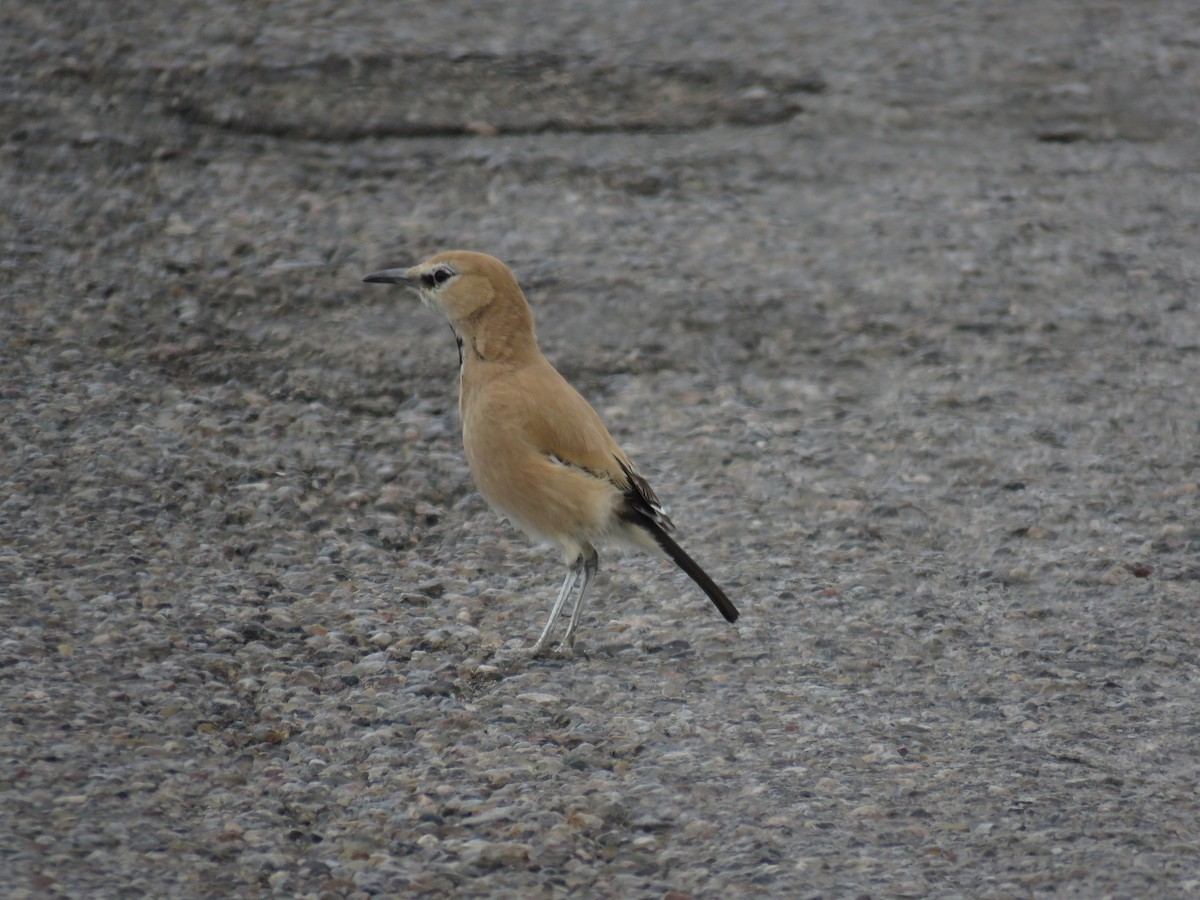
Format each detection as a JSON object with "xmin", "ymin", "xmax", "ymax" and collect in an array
[{"xmin": 362, "ymin": 268, "xmax": 414, "ymax": 286}]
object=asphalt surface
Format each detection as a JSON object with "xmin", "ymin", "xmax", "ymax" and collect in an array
[{"xmin": 3, "ymin": 1, "xmax": 1200, "ymax": 897}]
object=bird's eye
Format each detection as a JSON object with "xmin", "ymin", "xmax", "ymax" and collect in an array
[{"xmin": 420, "ymin": 266, "xmax": 456, "ymax": 289}]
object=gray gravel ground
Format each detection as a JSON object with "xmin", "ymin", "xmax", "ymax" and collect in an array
[{"xmin": 4, "ymin": 1, "xmax": 1200, "ymax": 897}]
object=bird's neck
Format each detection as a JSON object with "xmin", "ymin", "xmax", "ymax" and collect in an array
[{"xmin": 458, "ymin": 295, "xmax": 539, "ymax": 366}]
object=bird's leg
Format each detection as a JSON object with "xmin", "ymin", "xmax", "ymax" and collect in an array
[
  {"xmin": 529, "ymin": 557, "xmax": 582, "ymax": 656},
  {"xmin": 560, "ymin": 547, "xmax": 599, "ymax": 650}
]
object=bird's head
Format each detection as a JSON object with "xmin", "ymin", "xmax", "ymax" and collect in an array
[{"xmin": 364, "ymin": 250, "xmax": 522, "ymax": 329}]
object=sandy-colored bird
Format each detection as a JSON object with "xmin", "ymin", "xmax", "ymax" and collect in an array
[{"xmin": 363, "ymin": 251, "xmax": 739, "ymax": 654}]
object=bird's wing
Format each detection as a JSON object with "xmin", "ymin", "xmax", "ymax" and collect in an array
[
  {"xmin": 612, "ymin": 456, "xmax": 674, "ymax": 533},
  {"xmin": 509, "ymin": 358, "xmax": 676, "ymax": 533},
  {"xmin": 513, "ymin": 361, "xmax": 624, "ymax": 473}
]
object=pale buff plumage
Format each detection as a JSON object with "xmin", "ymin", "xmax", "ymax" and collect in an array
[{"xmin": 364, "ymin": 250, "xmax": 738, "ymax": 654}]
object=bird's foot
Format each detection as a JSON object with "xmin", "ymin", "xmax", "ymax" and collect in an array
[{"xmin": 527, "ymin": 641, "xmax": 580, "ymax": 660}]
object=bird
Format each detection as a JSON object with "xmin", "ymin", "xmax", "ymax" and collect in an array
[{"xmin": 363, "ymin": 250, "xmax": 738, "ymax": 655}]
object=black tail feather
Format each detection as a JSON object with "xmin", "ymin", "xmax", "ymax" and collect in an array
[
  {"xmin": 639, "ymin": 515, "xmax": 739, "ymax": 623},
  {"xmin": 613, "ymin": 456, "xmax": 738, "ymax": 624}
]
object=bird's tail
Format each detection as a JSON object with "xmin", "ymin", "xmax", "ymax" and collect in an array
[
  {"xmin": 613, "ymin": 455, "xmax": 738, "ymax": 623},
  {"xmin": 640, "ymin": 516, "xmax": 740, "ymax": 623}
]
